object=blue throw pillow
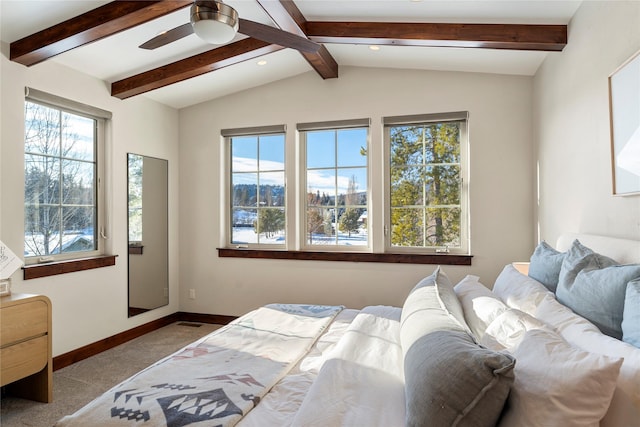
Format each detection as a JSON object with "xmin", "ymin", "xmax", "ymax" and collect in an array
[
  {"xmin": 556, "ymin": 240, "xmax": 640, "ymax": 340},
  {"xmin": 528, "ymin": 241, "xmax": 565, "ymax": 292},
  {"xmin": 622, "ymin": 279, "xmax": 640, "ymax": 347}
]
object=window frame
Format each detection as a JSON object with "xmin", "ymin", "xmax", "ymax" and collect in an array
[
  {"xmin": 223, "ymin": 125, "xmax": 287, "ymax": 250},
  {"xmin": 383, "ymin": 111, "xmax": 470, "ymax": 255},
  {"xmin": 297, "ymin": 119, "xmax": 371, "ymax": 252},
  {"xmin": 23, "ymin": 88, "xmax": 111, "ymax": 266},
  {"xmin": 220, "ymin": 113, "xmax": 471, "ymax": 264}
]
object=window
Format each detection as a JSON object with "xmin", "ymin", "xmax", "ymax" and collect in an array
[
  {"xmin": 384, "ymin": 112, "xmax": 469, "ymax": 255},
  {"xmin": 300, "ymin": 120, "xmax": 369, "ymax": 249},
  {"xmin": 225, "ymin": 125, "xmax": 286, "ymax": 247},
  {"xmin": 23, "ymin": 88, "xmax": 110, "ymax": 264},
  {"xmin": 221, "ymin": 113, "xmax": 469, "ymax": 261}
]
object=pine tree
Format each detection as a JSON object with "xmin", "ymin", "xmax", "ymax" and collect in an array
[
  {"xmin": 339, "ymin": 208, "xmax": 360, "ymax": 237},
  {"xmin": 254, "ymin": 208, "xmax": 285, "ymax": 238},
  {"xmin": 389, "ymin": 122, "xmax": 461, "ymax": 248}
]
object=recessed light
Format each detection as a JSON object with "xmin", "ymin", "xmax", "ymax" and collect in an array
[
  {"xmin": 257, "ymin": 60, "xmax": 267, "ymax": 66},
  {"xmin": 369, "ymin": 45, "xmax": 380, "ymax": 51}
]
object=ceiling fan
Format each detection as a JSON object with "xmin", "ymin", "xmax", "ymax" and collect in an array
[{"xmin": 139, "ymin": 0, "xmax": 320, "ymax": 53}]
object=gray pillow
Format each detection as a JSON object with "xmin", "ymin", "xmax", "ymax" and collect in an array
[
  {"xmin": 528, "ymin": 241, "xmax": 565, "ymax": 292},
  {"xmin": 622, "ymin": 278, "xmax": 640, "ymax": 348},
  {"xmin": 401, "ymin": 267, "xmax": 515, "ymax": 427},
  {"xmin": 402, "ymin": 266, "xmax": 468, "ymax": 334},
  {"xmin": 556, "ymin": 240, "xmax": 640, "ymax": 339}
]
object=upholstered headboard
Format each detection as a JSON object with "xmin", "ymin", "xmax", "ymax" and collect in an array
[{"xmin": 556, "ymin": 233, "xmax": 640, "ymax": 265}]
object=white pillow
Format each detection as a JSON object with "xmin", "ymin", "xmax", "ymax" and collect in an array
[
  {"xmin": 480, "ymin": 308, "xmax": 547, "ymax": 351},
  {"xmin": 535, "ymin": 297, "xmax": 640, "ymax": 427},
  {"xmin": 483, "ymin": 309, "xmax": 623, "ymax": 427},
  {"xmin": 492, "ymin": 263, "xmax": 553, "ymax": 316},
  {"xmin": 453, "ymin": 275, "xmax": 509, "ymax": 340},
  {"xmin": 498, "ymin": 328, "xmax": 623, "ymax": 427}
]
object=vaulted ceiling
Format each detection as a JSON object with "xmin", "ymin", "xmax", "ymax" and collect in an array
[{"xmin": 1, "ymin": 1, "xmax": 581, "ymax": 109}]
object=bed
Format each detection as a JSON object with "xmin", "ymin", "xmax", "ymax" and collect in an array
[{"xmin": 56, "ymin": 233, "xmax": 640, "ymax": 427}]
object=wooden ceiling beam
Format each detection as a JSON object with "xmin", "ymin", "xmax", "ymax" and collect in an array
[
  {"xmin": 10, "ymin": 0, "xmax": 192, "ymax": 66},
  {"xmin": 304, "ymin": 22, "xmax": 567, "ymax": 51},
  {"xmin": 256, "ymin": 0, "xmax": 338, "ymax": 79},
  {"xmin": 111, "ymin": 38, "xmax": 284, "ymax": 99},
  {"xmin": 11, "ymin": 0, "xmax": 567, "ymax": 100}
]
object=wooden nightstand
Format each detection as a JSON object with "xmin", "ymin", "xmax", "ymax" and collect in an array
[{"xmin": 0, "ymin": 293, "xmax": 52, "ymax": 402}]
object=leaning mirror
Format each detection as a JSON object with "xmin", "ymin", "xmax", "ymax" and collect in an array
[{"xmin": 127, "ymin": 153, "xmax": 168, "ymax": 317}]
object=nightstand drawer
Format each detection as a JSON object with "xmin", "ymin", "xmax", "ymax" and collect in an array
[
  {"xmin": 1, "ymin": 293, "xmax": 52, "ymax": 402},
  {"xmin": 0, "ymin": 299, "xmax": 48, "ymax": 347},
  {"xmin": 0, "ymin": 335, "xmax": 48, "ymax": 387}
]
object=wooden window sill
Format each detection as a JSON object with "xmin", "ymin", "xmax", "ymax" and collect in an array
[
  {"xmin": 217, "ymin": 248, "xmax": 472, "ymax": 265},
  {"xmin": 128, "ymin": 246, "xmax": 144, "ymax": 255},
  {"xmin": 23, "ymin": 255, "xmax": 118, "ymax": 280}
]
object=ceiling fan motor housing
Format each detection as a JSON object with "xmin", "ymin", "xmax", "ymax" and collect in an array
[{"xmin": 191, "ymin": 0, "xmax": 239, "ymax": 44}]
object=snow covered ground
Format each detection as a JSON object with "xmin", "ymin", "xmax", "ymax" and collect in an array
[{"xmin": 231, "ymin": 227, "xmax": 368, "ymax": 246}]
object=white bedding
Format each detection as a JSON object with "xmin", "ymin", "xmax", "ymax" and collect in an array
[
  {"xmin": 237, "ymin": 308, "xmax": 359, "ymax": 427},
  {"xmin": 495, "ymin": 233, "xmax": 640, "ymax": 427},
  {"xmin": 291, "ymin": 306, "xmax": 405, "ymax": 427},
  {"xmin": 56, "ymin": 232, "xmax": 640, "ymax": 427},
  {"xmin": 55, "ymin": 304, "xmax": 409, "ymax": 427},
  {"xmin": 56, "ymin": 304, "xmax": 344, "ymax": 427}
]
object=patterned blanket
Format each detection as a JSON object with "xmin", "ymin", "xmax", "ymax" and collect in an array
[{"xmin": 56, "ymin": 304, "xmax": 343, "ymax": 427}]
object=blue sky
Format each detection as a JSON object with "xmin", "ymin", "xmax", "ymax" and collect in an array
[{"xmin": 232, "ymin": 128, "xmax": 368, "ymax": 196}]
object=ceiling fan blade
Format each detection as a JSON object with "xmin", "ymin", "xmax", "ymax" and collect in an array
[
  {"xmin": 238, "ymin": 18, "xmax": 320, "ymax": 54},
  {"xmin": 139, "ymin": 22, "xmax": 194, "ymax": 50}
]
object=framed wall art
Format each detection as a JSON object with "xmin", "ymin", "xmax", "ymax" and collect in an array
[{"xmin": 609, "ymin": 48, "xmax": 640, "ymax": 196}]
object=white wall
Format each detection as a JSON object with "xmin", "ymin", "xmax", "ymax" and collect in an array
[
  {"xmin": 534, "ymin": 1, "xmax": 640, "ymax": 244},
  {"xmin": 178, "ymin": 66, "xmax": 535, "ymax": 316},
  {"xmin": 0, "ymin": 45, "xmax": 180, "ymax": 356}
]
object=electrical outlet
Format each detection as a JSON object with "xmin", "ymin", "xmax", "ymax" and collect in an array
[{"xmin": 189, "ymin": 289, "xmax": 196, "ymax": 299}]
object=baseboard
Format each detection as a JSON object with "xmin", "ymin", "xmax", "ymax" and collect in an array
[
  {"xmin": 52, "ymin": 311, "xmax": 237, "ymax": 371},
  {"xmin": 177, "ymin": 311, "xmax": 237, "ymax": 325}
]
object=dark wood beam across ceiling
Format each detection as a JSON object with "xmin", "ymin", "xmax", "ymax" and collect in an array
[
  {"xmin": 256, "ymin": 0, "xmax": 338, "ymax": 79},
  {"xmin": 9, "ymin": 0, "xmax": 568, "ymax": 101},
  {"xmin": 10, "ymin": 0, "xmax": 192, "ymax": 66},
  {"xmin": 304, "ymin": 22, "xmax": 567, "ymax": 51},
  {"xmin": 111, "ymin": 38, "xmax": 284, "ymax": 99}
]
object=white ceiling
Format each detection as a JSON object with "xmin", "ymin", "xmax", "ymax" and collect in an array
[{"xmin": 1, "ymin": 0, "xmax": 582, "ymax": 109}]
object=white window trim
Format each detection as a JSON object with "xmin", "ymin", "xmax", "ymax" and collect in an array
[
  {"xmin": 24, "ymin": 88, "xmax": 110, "ymax": 265},
  {"xmin": 222, "ymin": 125, "xmax": 287, "ymax": 250},
  {"xmin": 382, "ymin": 112, "xmax": 470, "ymax": 255},
  {"xmin": 297, "ymin": 119, "xmax": 371, "ymax": 252},
  {"xmin": 221, "ymin": 113, "xmax": 470, "ymax": 257}
]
